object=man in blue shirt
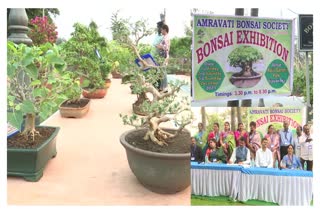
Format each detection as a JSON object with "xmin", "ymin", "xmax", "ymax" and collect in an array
[{"xmin": 279, "ymin": 120, "xmax": 293, "ymax": 160}]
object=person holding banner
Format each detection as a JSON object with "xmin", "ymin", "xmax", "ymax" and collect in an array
[
  {"xmin": 248, "ymin": 121, "xmax": 261, "ymax": 160},
  {"xmin": 279, "ymin": 120, "xmax": 293, "ymax": 160},
  {"xmin": 299, "ymin": 124, "xmax": 313, "ymax": 171},
  {"xmin": 255, "ymin": 138, "xmax": 273, "ymax": 168},
  {"xmin": 220, "ymin": 122, "xmax": 235, "ymax": 161},
  {"xmin": 265, "ymin": 124, "xmax": 280, "ymax": 168},
  {"xmin": 280, "ymin": 144, "xmax": 302, "ymax": 170},
  {"xmin": 229, "ymin": 136, "xmax": 250, "ymax": 165},
  {"xmin": 235, "ymin": 122, "xmax": 248, "ymax": 147}
]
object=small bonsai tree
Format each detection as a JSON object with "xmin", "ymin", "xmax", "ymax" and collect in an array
[
  {"xmin": 228, "ymin": 46, "xmax": 263, "ymax": 77},
  {"xmin": 7, "ymin": 41, "xmax": 66, "ymax": 140}
]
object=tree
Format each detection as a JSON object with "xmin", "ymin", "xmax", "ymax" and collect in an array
[
  {"xmin": 228, "ymin": 46, "xmax": 263, "ymax": 77},
  {"xmin": 7, "ymin": 8, "xmax": 60, "ymax": 23}
]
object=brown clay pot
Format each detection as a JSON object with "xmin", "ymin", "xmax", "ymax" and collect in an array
[
  {"xmin": 59, "ymin": 98, "xmax": 90, "ymax": 118},
  {"xmin": 82, "ymin": 88, "xmax": 107, "ymax": 99},
  {"xmin": 105, "ymin": 79, "xmax": 111, "ymax": 89},
  {"xmin": 120, "ymin": 128, "xmax": 190, "ymax": 194}
]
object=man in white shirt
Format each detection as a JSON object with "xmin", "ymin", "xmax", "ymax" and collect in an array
[
  {"xmin": 255, "ymin": 138, "xmax": 273, "ymax": 168},
  {"xmin": 293, "ymin": 126, "xmax": 303, "ymax": 158},
  {"xmin": 299, "ymin": 124, "xmax": 313, "ymax": 171}
]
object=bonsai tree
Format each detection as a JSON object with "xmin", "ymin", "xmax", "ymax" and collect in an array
[
  {"xmin": 121, "ymin": 70, "xmax": 192, "ymax": 146},
  {"xmin": 7, "ymin": 41, "xmax": 66, "ymax": 140},
  {"xmin": 62, "ymin": 21, "xmax": 108, "ymax": 91},
  {"xmin": 228, "ymin": 46, "xmax": 263, "ymax": 77}
]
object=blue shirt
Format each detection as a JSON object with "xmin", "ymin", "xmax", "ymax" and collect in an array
[
  {"xmin": 281, "ymin": 154, "xmax": 302, "ymax": 169},
  {"xmin": 279, "ymin": 129, "xmax": 293, "ymax": 146}
]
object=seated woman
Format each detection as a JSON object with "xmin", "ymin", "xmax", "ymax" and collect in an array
[
  {"xmin": 204, "ymin": 139, "xmax": 227, "ymax": 163},
  {"xmin": 280, "ymin": 144, "xmax": 302, "ymax": 170}
]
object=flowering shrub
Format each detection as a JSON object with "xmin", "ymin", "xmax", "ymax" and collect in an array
[{"xmin": 28, "ymin": 16, "xmax": 58, "ymax": 46}]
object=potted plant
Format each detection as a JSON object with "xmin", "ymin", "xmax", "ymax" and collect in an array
[
  {"xmin": 228, "ymin": 46, "xmax": 264, "ymax": 88},
  {"xmin": 7, "ymin": 41, "xmax": 66, "ymax": 181},
  {"xmin": 58, "ymin": 71, "xmax": 90, "ymax": 118},
  {"xmin": 120, "ymin": 65, "xmax": 192, "ymax": 193},
  {"xmin": 62, "ymin": 21, "xmax": 107, "ymax": 99},
  {"xmin": 115, "ymin": 15, "xmax": 192, "ymax": 194}
]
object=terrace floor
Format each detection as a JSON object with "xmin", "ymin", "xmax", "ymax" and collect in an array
[{"xmin": 7, "ymin": 75, "xmax": 191, "ymax": 205}]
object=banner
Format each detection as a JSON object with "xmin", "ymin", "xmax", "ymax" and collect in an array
[
  {"xmin": 192, "ymin": 14, "xmax": 294, "ymax": 101},
  {"xmin": 247, "ymin": 107, "xmax": 302, "ymax": 137}
]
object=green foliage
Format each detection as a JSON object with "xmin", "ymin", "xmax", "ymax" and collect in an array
[
  {"xmin": 293, "ymin": 65, "xmax": 313, "ymax": 105},
  {"xmin": 7, "ymin": 41, "xmax": 67, "ymax": 130},
  {"xmin": 62, "ymin": 21, "xmax": 109, "ymax": 90},
  {"xmin": 170, "ymin": 36, "xmax": 192, "ymax": 58},
  {"xmin": 110, "ymin": 11, "xmax": 130, "ymax": 42},
  {"xmin": 228, "ymin": 46, "xmax": 263, "ymax": 68},
  {"xmin": 106, "ymin": 40, "xmax": 136, "ymax": 74}
]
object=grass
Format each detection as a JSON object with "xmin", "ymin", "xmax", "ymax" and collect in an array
[{"xmin": 191, "ymin": 195, "xmax": 279, "ymax": 206}]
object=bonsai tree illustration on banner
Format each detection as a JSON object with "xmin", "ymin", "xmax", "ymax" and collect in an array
[{"xmin": 228, "ymin": 46, "xmax": 264, "ymax": 88}]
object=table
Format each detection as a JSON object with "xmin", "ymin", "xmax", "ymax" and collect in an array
[
  {"xmin": 191, "ymin": 162, "xmax": 242, "ymax": 200},
  {"xmin": 239, "ymin": 167, "xmax": 313, "ymax": 206},
  {"xmin": 191, "ymin": 162, "xmax": 313, "ymax": 205}
]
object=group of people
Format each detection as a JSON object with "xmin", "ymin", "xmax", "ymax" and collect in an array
[{"xmin": 191, "ymin": 121, "xmax": 313, "ymax": 171}]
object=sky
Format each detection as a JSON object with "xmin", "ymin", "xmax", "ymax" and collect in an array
[{"xmin": 52, "ymin": 8, "xmax": 313, "ymax": 44}]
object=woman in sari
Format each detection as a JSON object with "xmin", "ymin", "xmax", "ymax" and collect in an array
[
  {"xmin": 234, "ymin": 122, "xmax": 248, "ymax": 147},
  {"xmin": 265, "ymin": 124, "xmax": 280, "ymax": 168},
  {"xmin": 220, "ymin": 121, "xmax": 235, "ymax": 161}
]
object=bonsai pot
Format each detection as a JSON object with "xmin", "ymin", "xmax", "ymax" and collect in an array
[
  {"xmin": 59, "ymin": 98, "xmax": 90, "ymax": 118},
  {"xmin": 7, "ymin": 126, "xmax": 60, "ymax": 182},
  {"xmin": 82, "ymin": 88, "xmax": 107, "ymax": 99},
  {"xmin": 229, "ymin": 73, "xmax": 262, "ymax": 88},
  {"xmin": 105, "ymin": 79, "xmax": 111, "ymax": 89},
  {"xmin": 120, "ymin": 128, "xmax": 190, "ymax": 194},
  {"xmin": 111, "ymin": 71, "xmax": 122, "ymax": 79}
]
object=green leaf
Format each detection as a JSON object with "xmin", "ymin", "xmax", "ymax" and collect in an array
[
  {"xmin": 22, "ymin": 53, "xmax": 34, "ymax": 66},
  {"xmin": 26, "ymin": 64, "xmax": 38, "ymax": 79},
  {"xmin": 33, "ymin": 88, "xmax": 46, "ymax": 97},
  {"xmin": 7, "ymin": 64, "xmax": 16, "ymax": 78},
  {"xmin": 21, "ymin": 100, "xmax": 35, "ymax": 114},
  {"xmin": 7, "ymin": 111, "xmax": 24, "ymax": 131},
  {"xmin": 46, "ymin": 54, "xmax": 65, "ymax": 65},
  {"xmin": 30, "ymin": 80, "xmax": 41, "ymax": 86}
]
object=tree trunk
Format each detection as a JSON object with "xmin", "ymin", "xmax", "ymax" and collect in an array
[
  {"xmin": 237, "ymin": 107, "xmax": 242, "ymax": 124},
  {"xmin": 231, "ymin": 107, "xmax": 236, "ymax": 131},
  {"xmin": 201, "ymin": 107, "xmax": 206, "ymax": 130}
]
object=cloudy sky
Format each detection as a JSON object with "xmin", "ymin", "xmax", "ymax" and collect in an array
[{"xmin": 53, "ymin": 8, "xmax": 313, "ymax": 43}]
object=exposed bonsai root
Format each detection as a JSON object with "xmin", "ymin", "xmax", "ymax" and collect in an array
[{"xmin": 22, "ymin": 129, "xmax": 40, "ymax": 141}]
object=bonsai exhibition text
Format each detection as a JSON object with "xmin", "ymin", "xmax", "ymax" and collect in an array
[{"xmin": 195, "ymin": 30, "xmax": 289, "ymax": 64}]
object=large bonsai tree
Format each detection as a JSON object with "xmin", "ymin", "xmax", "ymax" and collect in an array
[
  {"xmin": 115, "ymin": 14, "xmax": 192, "ymax": 146},
  {"xmin": 7, "ymin": 41, "xmax": 66, "ymax": 140},
  {"xmin": 228, "ymin": 46, "xmax": 263, "ymax": 77}
]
